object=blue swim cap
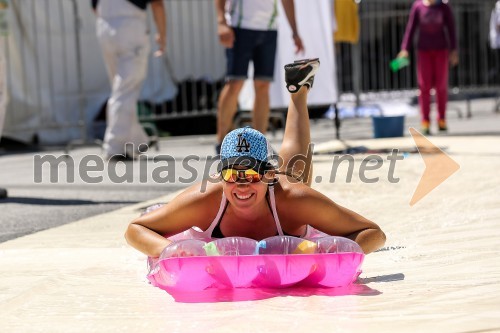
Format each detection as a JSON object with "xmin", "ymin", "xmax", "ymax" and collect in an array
[{"xmin": 219, "ymin": 127, "xmax": 273, "ymax": 174}]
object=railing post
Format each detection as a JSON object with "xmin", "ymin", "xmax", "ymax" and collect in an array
[{"xmin": 352, "ymin": 41, "xmax": 362, "ymax": 108}]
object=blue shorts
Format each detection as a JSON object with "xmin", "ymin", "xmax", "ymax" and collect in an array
[{"xmin": 225, "ymin": 28, "xmax": 278, "ymax": 81}]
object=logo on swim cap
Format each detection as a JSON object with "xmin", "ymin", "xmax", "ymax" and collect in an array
[
  {"xmin": 236, "ymin": 134, "xmax": 251, "ymax": 153},
  {"xmin": 288, "ymin": 85, "xmax": 297, "ymax": 92},
  {"xmin": 219, "ymin": 127, "xmax": 272, "ymax": 173}
]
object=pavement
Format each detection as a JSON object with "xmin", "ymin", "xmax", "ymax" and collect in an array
[{"xmin": 0, "ymin": 98, "xmax": 499, "ymax": 332}]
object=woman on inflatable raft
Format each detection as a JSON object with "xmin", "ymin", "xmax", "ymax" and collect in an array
[{"xmin": 125, "ymin": 58, "xmax": 386, "ymax": 257}]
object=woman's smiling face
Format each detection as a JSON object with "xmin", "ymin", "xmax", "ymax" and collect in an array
[{"xmin": 222, "ymin": 166, "xmax": 275, "ymax": 210}]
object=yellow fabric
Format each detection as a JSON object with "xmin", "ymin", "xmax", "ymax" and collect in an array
[{"xmin": 334, "ymin": 0, "xmax": 360, "ymax": 44}]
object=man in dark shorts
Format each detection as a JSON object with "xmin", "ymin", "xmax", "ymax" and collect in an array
[{"xmin": 215, "ymin": 0, "xmax": 304, "ymax": 153}]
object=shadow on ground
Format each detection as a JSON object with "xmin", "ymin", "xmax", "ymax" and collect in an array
[{"xmin": 0, "ymin": 197, "xmax": 137, "ymax": 206}]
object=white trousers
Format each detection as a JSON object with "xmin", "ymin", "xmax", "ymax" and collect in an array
[{"xmin": 96, "ymin": 0, "xmax": 150, "ymax": 156}]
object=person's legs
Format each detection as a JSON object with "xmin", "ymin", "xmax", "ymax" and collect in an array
[
  {"xmin": 216, "ymin": 80, "xmax": 245, "ymax": 143},
  {"xmin": 252, "ymin": 80, "xmax": 271, "ymax": 133},
  {"xmin": 279, "ymin": 59, "xmax": 319, "ymax": 186},
  {"xmin": 279, "ymin": 87, "xmax": 312, "ymax": 185},
  {"xmin": 434, "ymin": 49, "xmax": 449, "ymax": 128},
  {"xmin": 417, "ymin": 50, "xmax": 433, "ymax": 132},
  {"xmin": 102, "ymin": 22, "xmax": 150, "ymax": 157},
  {"xmin": 96, "ymin": 18, "xmax": 118, "ymax": 85},
  {"xmin": 216, "ymin": 28, "xmax": 255, "ymax": 147}
]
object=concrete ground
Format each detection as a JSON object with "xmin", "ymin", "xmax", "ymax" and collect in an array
[{"xmin": 0, "ymin": 98, "xmax": 499, "ymax": 332}]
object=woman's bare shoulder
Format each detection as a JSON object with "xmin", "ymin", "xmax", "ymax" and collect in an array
[
  {"xmin": 276, "ymin": 176, "xmax": 324, "ymax": 200},
  {"xmin": 275, "ymin": 178, "xmax": 337, "ymax": 223},
  {"xmin": 132, "ymin": 180, "xmax": 224, "ymax": 235}
]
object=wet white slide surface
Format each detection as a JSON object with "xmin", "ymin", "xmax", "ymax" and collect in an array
[{"xmin": 1, "ymin": 136, "xmax": 499, "ymax": 333}]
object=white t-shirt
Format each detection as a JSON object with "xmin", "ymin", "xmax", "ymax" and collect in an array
[{"xmin": 224, "ymin": 0, "xmax": 279, "ymax": 31}]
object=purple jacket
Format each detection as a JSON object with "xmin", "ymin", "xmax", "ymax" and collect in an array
[{"xmin": 401, "ymin": 0, "xmax": 457, "ymax": 51}]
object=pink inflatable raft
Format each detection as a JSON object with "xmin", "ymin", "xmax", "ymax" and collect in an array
[{"xmin": 147, "ymin": 233, "xmax": 364, "ymax": 292}]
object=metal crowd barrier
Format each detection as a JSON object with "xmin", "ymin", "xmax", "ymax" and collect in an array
[
  {"xmin": 337, "ymin": 0, "xmax": 500, "ymax": 100},
  {"xmin": 140, "ymin": 0, "xmax": 224, "ymax": 123},
  {"xmin": 2, "ymin": 0, "xmax": 499, "ymax": 146},
  {"xmin": 146, "ymin": 0, "xmax": 500, "ymax": 125}
]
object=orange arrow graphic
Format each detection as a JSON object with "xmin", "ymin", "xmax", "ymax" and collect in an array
[{"xmin": 409, "ymin": 128, "xmax": 460, "ymax": 206}]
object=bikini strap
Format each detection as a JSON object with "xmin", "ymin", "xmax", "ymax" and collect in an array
[
  {"xmin": 268, "ymin": 185, "xmax": 284, "ymax": 236},
  {"xmin": 205, "ymin": 192, "xmax": 228, "ymax": 237},
  {"xmin": 207, "ymin": 186, "xmax": 284, "ymax": 238}
]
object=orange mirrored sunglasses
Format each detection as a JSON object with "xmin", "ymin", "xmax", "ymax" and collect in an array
[{"xmin": 221, "ymin": 168, "xmax": 263, "ymax": 183}]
